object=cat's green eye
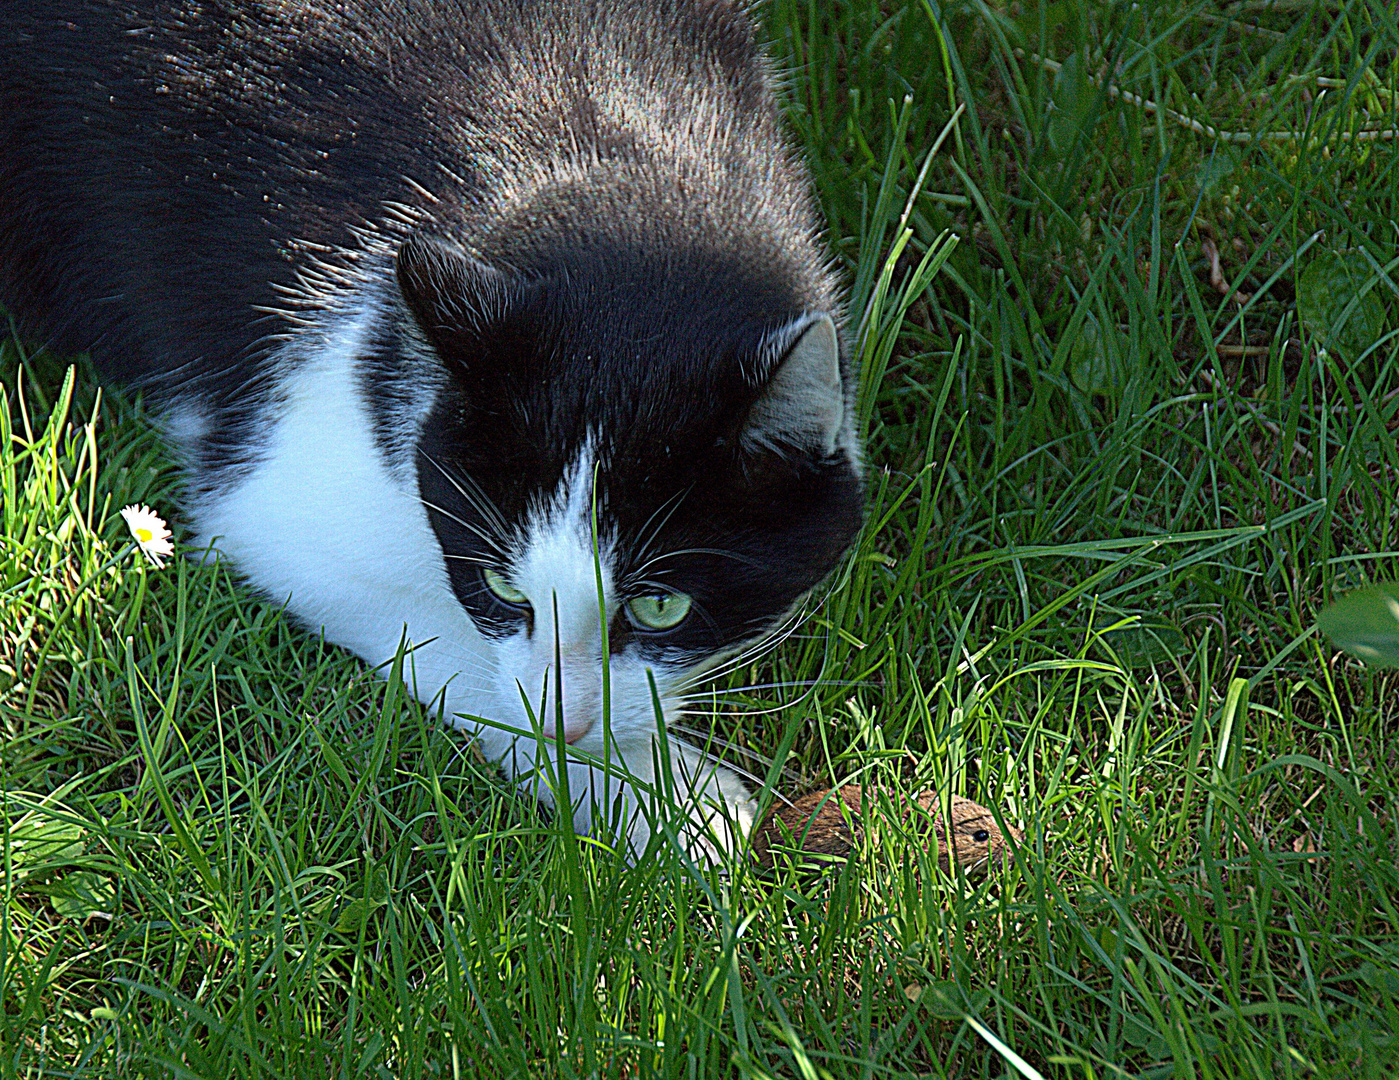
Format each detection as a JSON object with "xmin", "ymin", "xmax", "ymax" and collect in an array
[
  {"xmin": 626, "ymin": 591, "xmax": 692, "ymax": 631},
  {"xmin": 483, "ymin": 567, "xmax": 530, "ymax": 607}
]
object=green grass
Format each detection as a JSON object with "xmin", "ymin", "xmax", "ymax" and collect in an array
[{"xmin": 4, "ymin": 0, "xmax": 1399, "ymax": 1075}]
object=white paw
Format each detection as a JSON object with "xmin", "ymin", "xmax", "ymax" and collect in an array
[{"xmin": 501, "ymin": 732, "xmax": 756, "ymax": 864}]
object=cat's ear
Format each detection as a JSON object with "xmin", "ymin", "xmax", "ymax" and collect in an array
[
  {"xmin": 395, "ymin": 234, "xmax": 508, "ymax": 355},
  {"xmin": 741, "ymin": 314, "xmax": 848, "ymax": 458}
]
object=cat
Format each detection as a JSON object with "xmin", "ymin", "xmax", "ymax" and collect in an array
[{"xmin": 0, "ymin": 0, "xmax": 864, "ymax": 858}]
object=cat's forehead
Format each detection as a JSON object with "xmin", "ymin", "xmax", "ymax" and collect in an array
[
  {"xmin": 506, "ymin": 422, "xmax": 719, "ymax": 549},
  {"xmin": 518, "ymin": 435, "xmax": 600, "ymax": 535},
  {"xmin": 437, "ymin": 286, "xmax": 799, "ymax": 498}
]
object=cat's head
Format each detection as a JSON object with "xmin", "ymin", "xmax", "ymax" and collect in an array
[{"xmin": 397, "ymin": 233, "xmax": 863, "ymax": 751}]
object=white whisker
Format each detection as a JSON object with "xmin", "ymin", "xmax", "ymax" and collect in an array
[
  {"xmin": 630, "ymin": 486, "xmax": 692, "ymax": 569},
  {"xmin": 669, "ymin": 727, "xmax": 798, "ymax": 799},
  {"xmin": 418, "ymin": 447, "xmax": 512, "ymax": 539},
  {"xmin": 679, "ymin": 602, "xmax": 808, "ymax": 690},
  {"xmin": 442, "ymin": 552, "xmax": 496, "ymax": 566},
  {"xmin": 677, "ymin": 679, "xmax": 826, "ymax": 700},
  {"xmin": 417, "ymin": 449, "xmax": 518, "ymax": 569},
  {"xmin": 420, "ymin": 498, "xmax": 509, "ymax": 555},
  {"xmin": 629, "ymin": 546, "xmax": 763, "ymax": 580}
]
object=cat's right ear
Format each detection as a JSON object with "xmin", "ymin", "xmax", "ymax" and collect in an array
[
  {"xmin": 395, "ymin": 235, "xmax": 508, "ymax": 356},
  {"xmin": 741, "ymin": 313, "xmax": 849, "ymax": 460}
]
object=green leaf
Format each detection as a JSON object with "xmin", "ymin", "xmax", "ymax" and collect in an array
[
  {"xmin": 332, "ymin": 865, "xmax": 390, "ymax": 933},
  {"xmin": 47, "ymin": 870, "xmax": 116, "ymax": 920},
  {"xmin": 1120, "ymin": 1013, "xmax": 1158, "ymax": 1048},
  {"xmin": 1297, "ymin": 252, "xmax": 1388, "ymax": 362},
  {"xmin": 1197, "ymin": 148, "xmax": 1238, "ymax": 195},
  {"xmin": 912, "ymin": 980, "xmax": 965, "ymax": 1020},
  {"xmin": 1145, "ymin": 1029, "xmax": 1221, "ymax": 1060},
  {"xmin": 5, "ymin": 809, "xmax": 84, "ymax": 882},
  {"xmin": 1068, "ymin": 313, "xmax": 1112, "ymax": 396},
  {"xmin": 333, "ymin": 895, "xmax": 387, "ymax": 934},
  {"xmin": 309, "ymin": 719, "xmax": 353, "ymax": 792},
  {"xmin": 1317, "ymin": 583, "xmax": 1399, "ymax": 668},
  {"xmin": 1360, "ymin": 961, "xmax": 1399, "ymax": 998}
]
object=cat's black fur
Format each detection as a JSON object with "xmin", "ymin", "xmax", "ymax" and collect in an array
[{"xmin": 3, "ymin": 2, "xmax": 833, "ymax": 453}]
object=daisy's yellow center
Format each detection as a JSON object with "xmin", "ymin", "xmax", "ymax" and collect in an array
[{"xmin": 136, "ymin": 528, "xmax": 153, "ymax": 543}]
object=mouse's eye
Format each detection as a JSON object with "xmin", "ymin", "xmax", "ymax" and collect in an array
[
  {"xmin": 972, "ymin": 829, "xmax": 990, "ymax": 843},
  {"xmin": 626, "ymin": 590, "xmax": 692, "ymax": 631},
  {"xmin": 483, "ymin": 567, "xmax": 530, "ymax": 607}
]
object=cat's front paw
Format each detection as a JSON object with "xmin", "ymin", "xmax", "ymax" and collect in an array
[
  {"xmin": 615, "ymin": 739, "xmax": 758, "ymax": 864},
  {"xmin": 509, "ymin": 734, "xmax": 757, "ymax": 864}
]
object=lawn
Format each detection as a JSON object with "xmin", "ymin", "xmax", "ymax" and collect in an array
[{"xmin": 4, "ymin": 0, "xmax": 1399, "ymax": 1076}]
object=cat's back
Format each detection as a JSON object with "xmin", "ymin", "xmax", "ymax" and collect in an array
[{"xmin": 0, "ymin": 0, "xmax": 811, "ymax": 388}]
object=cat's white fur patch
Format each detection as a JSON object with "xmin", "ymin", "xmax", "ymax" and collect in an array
[
  {"xmin": 182, "ymin": 306, "xmax": 752, "ymax": 859},
  {"xmin": 158, "ymin": 400, "xmax": 210, "ymax": 450}
]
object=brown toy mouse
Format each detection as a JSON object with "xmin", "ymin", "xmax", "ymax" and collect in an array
[{"xmin": 750, "ymin": 783, "xmax": 1021, "ymax": 875}]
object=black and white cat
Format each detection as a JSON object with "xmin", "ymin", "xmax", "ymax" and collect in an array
[{"xmin": 0, "ymin": 1, "xmax": 864, "ymax": 856}]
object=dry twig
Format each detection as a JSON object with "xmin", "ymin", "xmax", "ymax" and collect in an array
[
  {"xmin": 1203, "ymin": 238, "xmax": 1253, "ymax": 304},
  {"xmin": 1018, "ymin": 50, "xmax": 1399, "ymax": 146}
]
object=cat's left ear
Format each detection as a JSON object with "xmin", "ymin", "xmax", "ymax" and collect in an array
[
  {"xmin": 741, "ymin": 313, "xmax": 849, "ymax": 459},
  {"xmin": 395, "ymin": 234, "xmax": 508, "ymax": 357}
]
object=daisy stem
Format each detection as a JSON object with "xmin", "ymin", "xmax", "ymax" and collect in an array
[{"xmin": 126, "ymin": 558, "xmax": 148, "ymax": 636}]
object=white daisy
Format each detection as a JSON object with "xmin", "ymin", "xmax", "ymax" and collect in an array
[{"xmin": 119, "ymin": 504, "xmax": 174, "ymax": 568}]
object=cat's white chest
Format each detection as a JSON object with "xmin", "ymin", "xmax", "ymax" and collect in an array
[{"xmin": 184, "ymin": 312, "xmax": 492, "ymax": 712}]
